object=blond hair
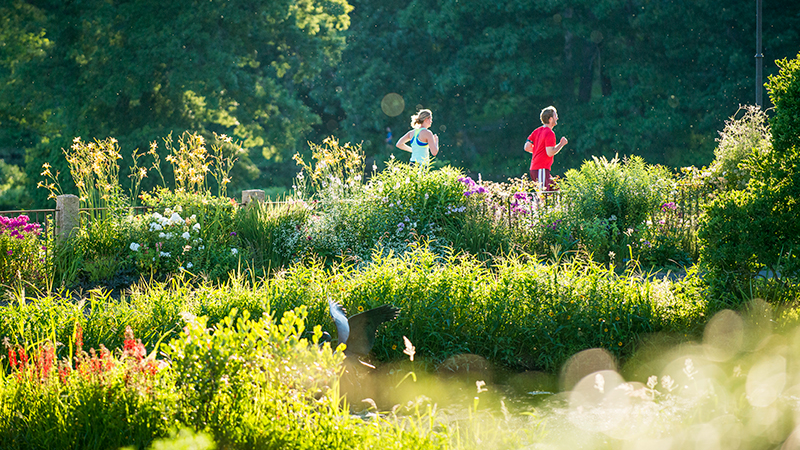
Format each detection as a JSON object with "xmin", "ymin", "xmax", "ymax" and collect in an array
[{"xmin": 410, "ymin": 109, "xmax": 432, "ymax": 128}]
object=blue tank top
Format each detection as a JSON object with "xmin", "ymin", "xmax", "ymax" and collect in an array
[{"xmin": 410, "ymin": 128, "xmax": 429, "ymax": 164}]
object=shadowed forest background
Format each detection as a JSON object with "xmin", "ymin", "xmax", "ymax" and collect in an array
[{"xmin": 1, "ymin": 0, "xmax": 799, "ymax": 208}]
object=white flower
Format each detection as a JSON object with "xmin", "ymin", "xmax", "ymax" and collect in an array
[
  {"xmin": 190, "ymin": 214, "xmax": 197, "ymax": 221},
  {"xmin": 152, "ymin": 212, "xmax": 164, "ymax": 221},
  {"xmin": 390, "ymin": 154, "xmax": 395, "ymax": 160},
  {"xmin": 130, "ymin": 242, "xmax": 140, "ymax": 251},
  {"xmin": 186, "ymin": 262, "xmax": 193, "ymax": 269},
  {"xmin": 372, "ymin": 164, "xmax": 377, "ymax": 171},
  {"xmin": 150, "ymin": 223, "xmax": 163, "ymax": 231},
  {"xmin": 182, "ymin": 232, "xmax": 191, "ymax": 240},
  {"xmin": 159, "ymin": 232, "xmax": 166, "ymax": 238},
  {"xmin": 198, "ymin": 245, "xmax": 205, "ymax": 250},
  {"xmin": 160, "ymin": 251, "xmax": 171, "ymax": 257},
  {"xmin": 192, "ymin": 223, "xmax": 201, "ymax": 232},
  {"xmin": 231, "ymin": 248, "xmax": 238, "ymax": 255},
  {"xmin": 168, "ymin": 213, "xmax": 183, "ymax": 225},
  {"xmin": 165, "ymin": 232, "xmax": 174, "ymax": 240}
]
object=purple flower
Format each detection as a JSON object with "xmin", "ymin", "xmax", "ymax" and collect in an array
[
  {"xmin": 6, "ymin": 250, "xmax": 12, "ymax": 256},
  {"xmin": 230, "ymin": 231, "xmax": 237, "ymax": 236}
]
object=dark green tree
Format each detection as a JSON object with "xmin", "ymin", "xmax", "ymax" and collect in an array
[
  {"xmin": 0, "ymin": 0, "xmax": 352, "ymax": 207},
  {"xmin": 329, "ymin": 0, "xmax": 799, "ymax": 179}
]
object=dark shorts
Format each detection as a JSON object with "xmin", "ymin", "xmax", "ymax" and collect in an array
[{"xmin": 530, "ymin": 168, "xmax": 557, "ymax": 192}]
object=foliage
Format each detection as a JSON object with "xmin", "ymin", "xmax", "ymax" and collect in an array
[
  {"xmin": 134, "ymin": 190, "xmax": 242, "ymax": 281},
  {"xmin": 292, "ymin": 137, "xmax": 365, "ymax": 202},
  {"xmin": 554, "ymin": 155, "xmax": 675, "ymax": 264},
  {"xmin": 292, "ymin": 139, "xmax": 470, "ymax": 263},
  {"xmin": 0, "ymin": 306, "xmax": 452, "ymax": 450},
  {"xmin": 699, "ymin": 51, "xmax": 800, "ymax": 293},
  {"xmin": 234, "ymin": 199, "xmax": 312, "ymax": 272},
  {"xmin": 0, "ymin": 160, "xmax": 31, "ymax": 210},
  {"xmin": 767, "ymin": 51, "xmax": 800, "ymax": 155},
  {"xmin": 709, "ymin": 105, "xmax": 772, "ymax": 191},
  {"xmin": 1, "ymin": 0, "xmax": 353, "ymax": 207},
  {"xmin": 0, "ymin": 215, "xmax": 49, "ymax": 289},
  {"xmin": 332, "ymin": 0, "xmax": 800, "ymax": 179},
  {"xmin": 0, "ymin": 329, "xmax": 175, "ymax": 449},
  {"xmin": 1, "ymin": 246, "xmax": 709, "ymax": 375}
]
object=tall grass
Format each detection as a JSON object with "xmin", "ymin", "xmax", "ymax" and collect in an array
[{"xmin": 1, "ymin": 246, "xmax": 708, "ymax": 374}]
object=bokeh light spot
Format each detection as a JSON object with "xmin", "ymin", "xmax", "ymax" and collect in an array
[{"xmin": 381, "ymin": 93, "xmax": 405, "ymax": 117}]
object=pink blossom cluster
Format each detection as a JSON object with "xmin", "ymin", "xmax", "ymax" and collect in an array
[{"xmin": 0, "ymin": 215, "xmax": 42, "ymax": 239}]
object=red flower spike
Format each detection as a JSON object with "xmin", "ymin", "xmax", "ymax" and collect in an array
[
  {"xmin": 75, "ymin": 324, "xmax": 84, "ymax": 350},
  {"xmin": 8, "ymin": 348, "xmax": 17, "ymax": 369}
]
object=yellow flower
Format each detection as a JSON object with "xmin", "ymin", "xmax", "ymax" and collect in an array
[
  {"xmin": 357, "ymin": 306, "xmax": 364, "ymax": 312},
  {"xmin": 392, "ymin": 345, "xmax": 397, "ymax": 350},
  {"xmin": 618, "ymin": 342, "xmax": 623, "ymax": 346}
]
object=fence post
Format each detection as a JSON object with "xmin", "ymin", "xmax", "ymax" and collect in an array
[
  {"xmin": 241, "ymin": 189, "xmax": 266, "ymax": 206},
  {"xmin": 56, "ymin": 194, "xmax": 80, "ymax": 242}
]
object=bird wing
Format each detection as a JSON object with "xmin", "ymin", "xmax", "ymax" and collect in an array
[
  {"xmin": 328, "ymin": 298, "xmax": 350, "ymax": 345},
  {"xmin": 344, "ymin": 304, "xmax": 400, "ymax": 357}
]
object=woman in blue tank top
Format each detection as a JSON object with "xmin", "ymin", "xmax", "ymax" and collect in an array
[{"xmin": 395, "ymin": 109, "xmax": 439, "ymax": 165}]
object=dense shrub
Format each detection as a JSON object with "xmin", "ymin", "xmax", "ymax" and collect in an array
[
  {"xmin": 699, "ymin": 51, "xmax": 800, "ymax": 292},
  {"xmin": 555, "ymin": 155, "xmax": 675, "ymax": 265},
  {"xmin": 0, "ymin": 215, "xmax": 49, "ymax": 288},
  {"xmin": 133, "ymin": 189, "xmax": 242, "ymax": 280},
  {"xmin": 234, "ymin": 199, "xmax": 311, "ymax": 271},
  {"xmin": 709, "ymin": 105, "xmax": 771, "ymax": 191},
  {"xmin": 0, "ymin": 307, "xmax": 451, "ymax": 450},
  {"xmin": 768, "ymin": 51, "xmax": 800, "ymax": 155},
  {"xmin": 1, "ymin": 246, "xmax": 709, "ymax": 375},
  {"xmin": 293, "ymin": 139, "xmax": 470, "ymax": 263}
]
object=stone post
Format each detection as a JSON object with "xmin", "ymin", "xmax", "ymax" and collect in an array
[
  {"xmin": 56, "ymin": 194, "xmax": 80, "ymax": 243},
  {"xmin": 241, "ymin": 189, "xmax": 266, "ymax": 206}
]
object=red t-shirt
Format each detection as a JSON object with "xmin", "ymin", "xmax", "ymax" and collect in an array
[{"xmin": 527, "ymin": 126, "xmax": 556, "ymax": 170}]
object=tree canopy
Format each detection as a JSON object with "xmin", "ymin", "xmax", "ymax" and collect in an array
[{"xmin": 0, "ymin": 0, "xmax": 798, "ymax": 208}]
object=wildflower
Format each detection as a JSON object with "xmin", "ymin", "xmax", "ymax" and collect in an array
[
  {"xmin": 150, "ymin": 222, "xmax": 163, "ymax": 231},
  {"xmin": 159, "ymin": 251, "xmax": 171, "ymax": 257},
  {"xmin": 230, "ymin": 231, "xmax": 237, "ymax": 237},
  {"xmin": 130, "ymin": 242, "xmax": 140, "ymax": 251},
  {"xmin": 231, "ymin": 248, "xmax": 238, "ymax": 255},
  {"xmin": 6, "ymin": 250, "xmax": 12, "ymax": 256},
  {"xmin": 186, "ymin": 262, "xmax": 193, "ymax": 269},
  {"xmin": 182, "ymin": 232, "xmax": 191, "ymax": 240}
]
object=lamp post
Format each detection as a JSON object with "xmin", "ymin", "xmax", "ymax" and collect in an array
[{"xmin": 755, "ymin": 0, "xmax": 763, "ymax": 107}]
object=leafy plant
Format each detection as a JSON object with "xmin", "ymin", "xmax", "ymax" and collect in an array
[
  {"xmin": 558, "ymin": 155, "xmax": 675, "ymax": 265},
  {"xmin": 234, "ymin": 199, "xmax": 311, "ymax": 272},
  {"xmin": 709, "ymin": 105, "xmax": 771, "ymax": 191},
  {"xmin": 0, "ymin": 215, "xmax": 50, "ymax": 289}
]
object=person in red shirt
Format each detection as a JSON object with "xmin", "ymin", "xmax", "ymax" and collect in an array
[{"xmin": 524, "ymin": 106, "xmax": 568, "ymax": 192}]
